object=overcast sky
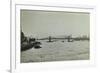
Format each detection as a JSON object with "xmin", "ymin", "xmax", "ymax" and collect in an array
[{"xmin": 21, "ymin": 10, "xmax": 90, "ymax": 38}]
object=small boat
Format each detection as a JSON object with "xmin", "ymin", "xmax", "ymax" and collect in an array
[
  {"xmin": 33, "ymin": 42, "xmax": 42, "ymax": 49},
  {"xmin": 21, "ymin": 41, "xmax": 42, "ymax": 51},
  {"xmin": 34, "ymin": 45, "xmax": 41, "ymax": 49},
  {"xmin": 21, "ymin": 31, "xmax": 42, "ymax": 51}
]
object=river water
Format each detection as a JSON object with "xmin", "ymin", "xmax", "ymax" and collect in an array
[{"xmin": 21, "ymin": 41, "xmax": 89, "ymax": 63}]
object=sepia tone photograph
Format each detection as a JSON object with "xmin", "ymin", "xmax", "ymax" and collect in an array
[{"xmin": 20, "ymin": 9, "xmax": 90, "ymax": 63}]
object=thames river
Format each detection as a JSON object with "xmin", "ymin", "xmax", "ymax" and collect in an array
[{"xmin": 21, "ymin": 41, "xmax": 89, "ymax": 63}]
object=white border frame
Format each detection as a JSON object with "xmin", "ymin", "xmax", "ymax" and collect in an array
[{"xmin": 11, "ymin": 3, "xmax": 96, "ymax": 73}]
